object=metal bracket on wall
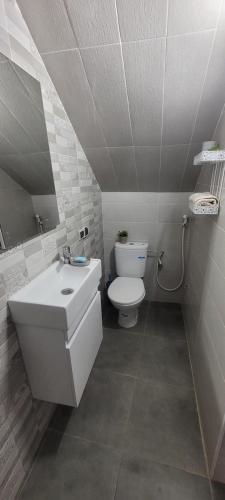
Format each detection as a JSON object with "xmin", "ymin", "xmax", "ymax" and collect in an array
[{"xmin": 210, "ymin": 161, "xmax": 225, "ymax": 201}]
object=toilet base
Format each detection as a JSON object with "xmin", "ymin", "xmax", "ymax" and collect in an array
[{"xmin": 118, "ymin": 308, "xmax": 138, "ymax": 328}]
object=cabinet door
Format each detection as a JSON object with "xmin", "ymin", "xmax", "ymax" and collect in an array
[{"xmin": 66, "ymin": 292, "xmax": 103, "ymax": 406}]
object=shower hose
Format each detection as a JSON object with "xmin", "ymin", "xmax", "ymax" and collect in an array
[{"xmin": 156, "ymin": 217, "xmax": 188, "ymax": 292}]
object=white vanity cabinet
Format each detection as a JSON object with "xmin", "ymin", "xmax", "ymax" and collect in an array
[
  {"xmin": 8, "ymin": 259, "xmax": 103, "ymax": 407},
  {"xmin": 16, "ymin": 292, "xmax": 102, "ymax": 406}
]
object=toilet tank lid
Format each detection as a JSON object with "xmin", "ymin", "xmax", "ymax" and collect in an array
[{"xmin": 115, "ymin": 241, "xmax": 148, "ymax": 250}]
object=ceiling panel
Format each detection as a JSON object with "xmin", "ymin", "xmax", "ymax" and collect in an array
[
  {"xmin": 160, "ymin": 145, "xmax": 189, "ymax": 192},
  {"xmin": 16, "ymin": 0, "xmax": 77, "ymax": 53},
  {"xmin": 0, "ymin": 132, "xmax": 17, "ymax": 155},
  {"xmin": 81, "ymin": 45, "xmax": 132, "ymax": 147},
  {"xmin": 43, "ymin": 50, "xmax": 106, "ymax": 148},
  {"xmin": 163, "ymin": 31, "xmax": 213, "ymax": 146},
  {"xmin": 135, "ymin": 147, "xmax": 160, "ymax": 191},
  {"xmin": 192, "ymin": 29, "xmax": 225, "ymax": 143},
  {"xmin": 168, "ymin": 0, "xmax": 222, "ymax": 36},
  {"xmin": 123, "ymin": 38, "xmax": 165, "ymax": 146},
  {"xmin": 84, "ymin": 147, "xmax": 118, "ymax": 191},
  {"xmin": 17, "ymin": 0, "xmax": 225, "ymax": 192},
  {"xmin": 180, "ymin": 143, "xmax": 202, "ymax": 192},
  {"xmin": 108, "ymin": 147, "xmax": 138, "ymax": 191},
  {"xmin": 116, "ymin": 0, "xmax": 167, "ymax": 41},
  {"xmin": 65, "ymin": 0, "xmax": 119, "ymax": 47}
]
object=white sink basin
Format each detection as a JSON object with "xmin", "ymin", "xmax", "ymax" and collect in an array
[{"xmin": 9, "ymin": 259, "xmax": 102, "ymax": 340}]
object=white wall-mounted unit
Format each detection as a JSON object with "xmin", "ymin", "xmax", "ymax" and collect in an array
[
  {"xmin": 9, "ymin": 260, "xmax": 103, "ymax": 407},
  {"xmin": 194, "ymin": 150, "xmax": 225, "ymax": 166},
  {"xmin": 190, "ymin": 149, "xmax": 225, "ymax": 215}
]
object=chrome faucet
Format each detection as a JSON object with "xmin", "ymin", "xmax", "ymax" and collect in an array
[{"xmin": 62, "ymin": 245, "xmax": 71, "ymax": 264}]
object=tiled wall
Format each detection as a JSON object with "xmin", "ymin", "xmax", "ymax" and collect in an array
[
  {"xmin": 102, "ymin": 192, "xmax": 190, "ymax": 303},
  {"xmin": 184, "ymin": 106, "xmax": 225, "ymax": 482},
  {"xmin": 0, "ymin": 1, "xmax": 103, "ymax": 498}
]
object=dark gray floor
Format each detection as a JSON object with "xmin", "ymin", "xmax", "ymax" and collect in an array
[{"xmin": 20, "ymin": 301, "xmax": 225, "ymax": 500}]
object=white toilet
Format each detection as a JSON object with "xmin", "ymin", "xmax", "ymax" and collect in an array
[{"xmin": 107, "ymin": 242, "xmax": 148, "ymax": 328}]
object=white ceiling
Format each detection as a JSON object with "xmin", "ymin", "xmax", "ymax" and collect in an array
[{"xmin": 17, "ymin": 0, "xmax": 225, "ymax": 192}]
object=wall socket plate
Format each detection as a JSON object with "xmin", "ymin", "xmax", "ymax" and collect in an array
[{"xmin": 79, "ymin": 226, "xmax": 89, "ymax": 240}]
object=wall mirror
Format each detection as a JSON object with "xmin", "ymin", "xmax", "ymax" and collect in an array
[{"xmin": 0, "ymin": 52, "xmax": 59, "ymax": 251}]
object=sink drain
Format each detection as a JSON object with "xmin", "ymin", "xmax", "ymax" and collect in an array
[{"xmin": 61, "ymin": 288, "xmax": 74, "ymax": 295}]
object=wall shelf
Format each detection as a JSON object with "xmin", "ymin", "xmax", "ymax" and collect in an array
[
  {"xmin": 193, "ymin": 150, "xmax": 225, "ymax": 166},
  {"xmin": 189, "ymin": 204, "xmax": 219, "ymax": 215},
  {"xmin": 190, "ymin": 149, "xmax": 225, "ymax": 215}
]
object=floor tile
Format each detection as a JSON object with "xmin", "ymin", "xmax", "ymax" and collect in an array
[
  {"xmin": 50, "ymin": 369, "xmax": 135, "ymax": 449},
  {"xmin": 20, "ymin": 430, "xmax": 120, "ymax": 500},
  {"xmin": 123, "ymin": 378, "xmax": 206, "ymax": 476},
  {"xmin": 145, "ymin": 302, "xmax": 185, "ymax": 339},
  {"xmin": 115, "ymin": 452, "xmax": 211, "ymax": 500},
  {"xmin": 95, "ymin": 328, "xmax": 142, "ymax": 376},
  {"xmin": 138, "ymin": 334, "xmax": 193, "ymax": 387},
  {"xmin": 103, "ymin": 300, "xmax": 148, "ymax": 334}
]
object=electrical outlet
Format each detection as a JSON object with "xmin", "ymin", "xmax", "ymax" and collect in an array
[{"xmin": 79, "ymin": 229, "xmax": 85, "ymax": 240}]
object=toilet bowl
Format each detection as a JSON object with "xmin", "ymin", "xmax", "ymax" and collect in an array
[{"xmin": 108, "ymin": 276, "xmax": 146, "ymax": 328}]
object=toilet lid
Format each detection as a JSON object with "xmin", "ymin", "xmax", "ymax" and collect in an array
[{"xmin": 108, "ymin": 277, "xmax": 145, "ymax": 306}]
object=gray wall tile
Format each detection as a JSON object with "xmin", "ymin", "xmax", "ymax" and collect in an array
[{"xmin": 184, "ymin": 109, "xmax": 225, "ymax": 481}]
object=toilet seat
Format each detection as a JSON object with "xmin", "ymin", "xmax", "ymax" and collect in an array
[{"xmin": 108, "ymin": 277, "xmax": 145, "ymax": 307}]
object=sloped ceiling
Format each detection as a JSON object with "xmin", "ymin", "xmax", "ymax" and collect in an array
[{"xmin": 17, "ymin": 0, "xmax": 225, "ymax": 192}]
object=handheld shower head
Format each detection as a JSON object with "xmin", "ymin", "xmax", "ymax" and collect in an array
[{"xmin": 182, "ymin": 214, "xmax": 189, "ymax": 227}]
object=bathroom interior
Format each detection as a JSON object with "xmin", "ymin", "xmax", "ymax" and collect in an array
[{"xmin": 1, "ymin": 0, "xmax": 225, "ymax": 498}]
